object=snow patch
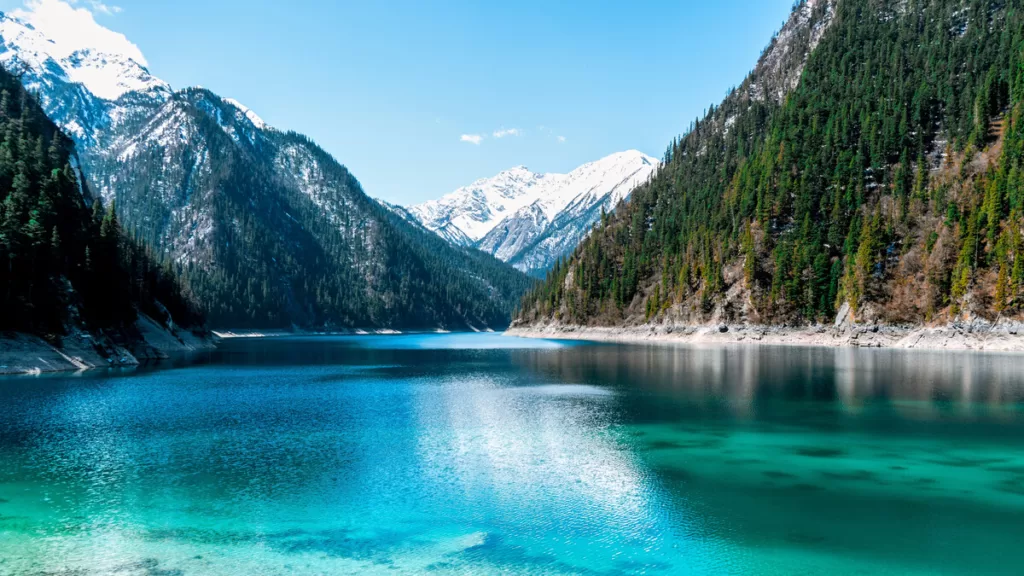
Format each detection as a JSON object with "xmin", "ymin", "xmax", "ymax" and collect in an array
[
  {"xmin": 0, "ymin": 13, "xmax": 170, "ymax": 100},
  {"xmin": 223, "ymin": 97, "xmax": 267, "ymax": 130},
  {"xmin": 410, "ymin": 150, "xmax": 657, "ymax": 244},
  {"xmin": 407, "ymin": 150, "xmax": 658, "ymax": 273}
]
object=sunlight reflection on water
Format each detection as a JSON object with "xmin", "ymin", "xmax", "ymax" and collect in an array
[{"xmin": 1, "ymin": 335, "xmax": 1023, "ymax": 575}]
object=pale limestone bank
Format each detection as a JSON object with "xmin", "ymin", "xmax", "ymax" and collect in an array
[
  {"xmin": 507, "ymin": 317, "xmax": 1024, "ymax": 353},
  {"xmin": 0, "ymin": 315, "xmax": 216, "ymax": 376}
]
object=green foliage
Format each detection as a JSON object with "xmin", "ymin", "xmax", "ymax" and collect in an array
[
  {"xmin": 0, "ymin": 66, "xmax": 203, "ymax": 335},
  {"xmin": 87, "ymin": 92, "xmax": 534, "ymax": 330},
  {"xmin": 519, "ymin": 0, "xmax": 1024, "ymax": 326}
]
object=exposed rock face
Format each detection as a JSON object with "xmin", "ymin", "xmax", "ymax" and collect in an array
[
  {"xmin": 507, "ymin": 319, "xmax": 1024, "ymax": 354},
  {"xmin": 0, "ymin": 316, "xmax": 216, "ymax": 376}
]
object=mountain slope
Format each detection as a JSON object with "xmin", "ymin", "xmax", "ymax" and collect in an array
[
  {"xmin": 410, "ymin": 165, "xmax": 545, "ymax": 246},
  {"xmin": 410, "ymin": 150, "xmax": 658, "ymax": 275},
  {"xmin": 0, "ymin": 60, "xmax": 207, "ymax": 368},
  {"xmin": 0, "ymin": 11, "xmax": 533, "ymax": 330},
  {"xmin": 516, "ymin": 0, "xmax": 1024, "ymax": 332}
]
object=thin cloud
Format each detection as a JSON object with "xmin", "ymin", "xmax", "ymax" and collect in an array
[
  {"xmin": 492, "ymin": 128, "xmax": 522, "ymax": 139},
  {"xmin": 557, "ymin": 135, "xmax": 567, "ymax": 143},
  {"xmin": 460, "ymin": 134, "xmax": 483, "ymax": 145}
]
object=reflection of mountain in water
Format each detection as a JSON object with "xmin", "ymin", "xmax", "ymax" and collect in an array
[{"xmin": 509, "ymin": 345, "xmax": 1024, "ymax": 427}]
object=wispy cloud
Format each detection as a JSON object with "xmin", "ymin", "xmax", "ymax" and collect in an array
[
  {"xmin": 459, "ymin": 126, "xmax": 528, "ymax": 145},
  {"xmin": 492, "ymin": 128, "xmax": 522, "ymax": 139},
  {"xmin": 557, "ymin": 135, "xmax": 566, "ymax": 143}
]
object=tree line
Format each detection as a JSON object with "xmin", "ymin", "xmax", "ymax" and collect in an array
[
  {"xmin": 519, "ymin": 0, "xmax": 1024, "ymax": 327},
  {"xmin": 0, "ymin": 65, "xmax": 203, "ymax": 338}
]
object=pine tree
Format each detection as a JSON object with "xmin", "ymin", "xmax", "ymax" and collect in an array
[
  {"xmin": 517, "ymin": 0, "xmax": 1024, "ymax": 327},
  {"xmin": 852, "ymin": 207, "xmax": 882, "ymax": 308},
  {"xmin": 995, "ymin": 263, "xmax": 1010, "ymax": 314}
]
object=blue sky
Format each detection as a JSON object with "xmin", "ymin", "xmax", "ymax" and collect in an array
[{"xmin": 0, "ymin": 0, "xmax": 795, "ymax": 205}]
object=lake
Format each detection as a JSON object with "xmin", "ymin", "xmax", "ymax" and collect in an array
[{"xmin": 1, "ymin": 334, "xmax": 1023, "ymax": 575}]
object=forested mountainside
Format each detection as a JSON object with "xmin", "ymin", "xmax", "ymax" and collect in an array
[
  {"xmin": 409, "ymin": 151, "xmax": 658, "ymax": 276},
  {"xmin": 82, "ymin": 89, "xmax": 532, "ymax": 329},
  {"xmin": 0, "ymin": 65, "xmax": 203, "ymax": 339},
  {"xmin": 516, "ymin": 0, "xmax": 1024, "ymax": 330},
  {"xmin": 0, "ymin": 12, "xmax": 533, "ymax": 330}
]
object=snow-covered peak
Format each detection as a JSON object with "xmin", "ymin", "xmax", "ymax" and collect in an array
[
  {"xmin": 410, "ymin": 150, "xmax": 657, "ymax": 245},
  {"xmin": 466, "ymin": 150, "xmax": 657, "ymax": 272},
  {"xmin": 61, "ymin": 47, "xmax": 167, "ymax": 100},
  {"xmin": 538, "ymin": 150, "xmax": 656, "ymax": 217},
  {"xmin": 409, "ymin": 165, "xmax": 547, "ymax": 242},
  {"xmin": 0, "ymin": 11, "xmax": 168, "ymax": 100},
  {"xmin": 468, "ymin": 165, "xmax": 541, "ymax": 195},
  {"xmin": 0, "ymin": 7, "xmax": 272, "ymax": 146},
  {"xmin": 223, "ymin": 97, "xmax": 267, "ymax": 130}
]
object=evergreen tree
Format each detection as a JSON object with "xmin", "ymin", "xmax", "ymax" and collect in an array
[
  {"xmin": 517, "ymin": 0, "xmax": 1024, "ymax": 327},
  {"xmin": 0, "ymin": 63, "xmax": 204, "ymax": 335}
]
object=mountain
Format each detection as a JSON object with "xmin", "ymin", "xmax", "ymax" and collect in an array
[
  {"xmin": 0, "ymin": 11, "xmax": 533, "ymax": 330},
  {"xmin": 409, "ymin": 150, "xmax": 658, "ymax": 275},
  {"xmin": 0, "ymin": 60, "xmax": 210, "ymax": 372},
  {"xmin": 410, "ymin": 165, "xmax": 543, "ymax": 246},
  {"xmin": 515, "ymin": 0, "xmax": 1024, "ymax": 333}
]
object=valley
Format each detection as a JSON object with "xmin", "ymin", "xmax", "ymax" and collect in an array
[
  {"xmin": 2, "ymin": 2, "xmax": 1024, "ymax": 574},
  {"xmin": 0, "ymin": 11, "xmax": 533, "ymax": 332},
  {"xmin": 5, "ymin": 0, "xmax": 1024, "ymax": 366}
]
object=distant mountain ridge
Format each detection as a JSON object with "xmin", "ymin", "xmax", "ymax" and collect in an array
[
  {"xmin": 0, "ymin": 10, "xmax": 533, "ymax": 330},
  {"xmin": 410, "ymin": 150, "xmax": 658, "ymax": 275}
]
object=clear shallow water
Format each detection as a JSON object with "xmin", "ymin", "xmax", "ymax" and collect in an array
[{"xmin": 1, "ymin": 335, "xmax": 1023, "ymax": 575}]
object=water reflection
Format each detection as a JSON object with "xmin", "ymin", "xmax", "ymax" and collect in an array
[
  {"xmin": 1, "ymin": 335, "xmax": 1023, "ymax": 575},
  {"xmin": 510, "ymin": 343, "xmax": 1024, "ymax": 424},
  {"xmin": 505, "ymin": 341, "xmax": 1024, "ymax": 575}
]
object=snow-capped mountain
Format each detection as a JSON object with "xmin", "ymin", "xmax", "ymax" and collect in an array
[
  {"xmin": 0, "ymin": 12, "xmax": 170, "ymax": 144},
  {"xmin": 409, "ymin": 166, "xmax": 547, "ymax": 245},
  {"xmin": 410, "ymin": 150, "xmax": 658, "ymax": 275},
  {"xmin": 0, "ymin": 9, "xmax": 532, "ymax": 330},
  {"xmin": 0, "ymin": 13, "xmax": 168, "ymax": 100}
]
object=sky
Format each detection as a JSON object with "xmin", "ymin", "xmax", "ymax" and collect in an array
[{"xmin": 0, "ymin": 0, "xmax": 796, "ymax": 205}]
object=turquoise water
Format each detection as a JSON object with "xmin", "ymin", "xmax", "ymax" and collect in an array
[{"xmin": 1, "ymin": 335, "xmax": 1023, "ymax": 575}]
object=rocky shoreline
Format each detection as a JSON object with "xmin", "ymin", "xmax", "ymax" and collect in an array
[
  {"xmin": 506, "ymin": 317, "xmax": 1024, "ymax": 353},
  {"xmin": 0, "ymin": 315, "xmax": 217, "ymax": 376}
]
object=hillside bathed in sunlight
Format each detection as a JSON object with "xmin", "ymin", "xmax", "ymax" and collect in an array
[
  {"xmin": 2, "ymin": 1, "xmax": 1024, "ymax": 575},
  {"xmin": 3, "ymin": 335, "xmax": 1024, "ymax": 575},
  {"xmin": 517, "ymin": 0, "xmax": 1024, "ymax": 336}
]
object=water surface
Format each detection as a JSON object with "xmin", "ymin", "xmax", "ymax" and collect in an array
[{"xmin": 1, "ymin": 334, "xmax": 1023, "ymax": 575}]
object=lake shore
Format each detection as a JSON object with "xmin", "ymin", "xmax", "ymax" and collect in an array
[
  {"xmin": 0, "ymin": 327, "xmax": 499, "ymax": 375},
  {"xmin": 506, "ymin": 318, "xmax": 1024, "ymax": 353},
  {"xmin": 212, "ymin": 328, "xmax": 493, "ymax": 339},
  {"xmin": 0, "ymin": 315, "xmax": 217, "ymax": 376}
]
